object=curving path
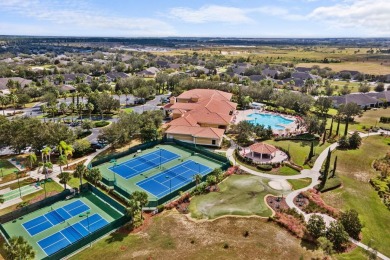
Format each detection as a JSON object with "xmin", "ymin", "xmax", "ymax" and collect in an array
[{"xmin": 225, "ymin": 131, "xmax": 390, "ymax": 260}]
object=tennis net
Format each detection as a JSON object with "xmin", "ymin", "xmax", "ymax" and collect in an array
[
  {"xmin": 164, "ymin": 168, "xmax": 189, "ymax": 183},
  {"xmin": 68, "ymin": 223, "xmax": 84, "ymax": 240},
  {"xmin": 137, "ymin": 155, "xmax": 158, "ymax": 168},
  {"xmin": 51, "ymin": 209, "xmax": 65, "ymax": 223}
]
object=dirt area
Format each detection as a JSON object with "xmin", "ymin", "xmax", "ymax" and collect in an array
[
  {"xmin": 73, "ymin": 211, "xmax": 324, "ymax": 260},
  {"xmin": 30, "ymin": 191, "xmax": 60, "ymax": 204}
]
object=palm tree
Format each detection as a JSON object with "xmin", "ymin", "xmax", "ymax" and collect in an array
[
  {"xmin": 59, "ymin": 102, "xmax": 67, "ymax": 116},
  {"xmin": 7, "ymin": 93, "xmax": 18, "ymax": 115},
  {"xmin": 26, "ymin": 152, "xmax": 37, "ymax": 170},
  {"xmin": 58, "ymin": 171, "xmax": 71, "ymax": 189},
  {"xmin": 73, "ymin": 164, "xmax": 88, "ymax": 187},
  {"xmin": 131, "ymin": 191, "xmax": 148, "ymax": 220},
  {"xmin": 125, "ymin": 198, "xmax": 139, "ymax": 220},
  {"xmin": 41, "ymin": 162, "xmax": 53, "ymax": 178},
  {"xmin": 68, "ymin": 102, "xmax": 75, "ymax": 122},
  {"xmin": 3, "ymin": 236, "xmax": 35, "ymax": 260},
  {"xmin": 86, "ymin": 103, "xmax": 94, "ymax": 120},
  {"xmin": 193, "ymin": 174, "xmax": 202, "ymax": 188},
  {"xmin": 40, "ymin": 104, "xmax": 47, "ymax": 122},
  {"xmin": 57, "ymin": 155, "xmax": 67, "ymax": 173},
  {"xmin": 0, "ymin": 95, "xmax": 9, "ymax": 116},
  {"xmin": 123, "ymin": 88, "xmax": 130, "ymax": 106},
  {"xmin": 87, "ymin": 168, "xmax": 102, "ymax": 187},
  {"xmin": 77, "ymin": 102, "xmax": 85, "ymax": 121},
  {"xmin": 41, "ymin": 147, "xmax": 52, "ymax": 163}
]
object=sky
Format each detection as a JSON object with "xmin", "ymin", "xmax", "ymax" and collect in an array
[{"xmin": 0, "ymin": 0, "xmax": 389, "ymax": 37}]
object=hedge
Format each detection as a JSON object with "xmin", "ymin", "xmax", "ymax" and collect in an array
[
  {"xmin": 94, "ymin": 121, "xmax": 110, "ymax": 128},
  {"xmin": 379, "ymin": 117, "xmax": 390, "ymax": 123},
  {"xmin": 257, "ymin": 164, "xmax": 272, "ymax": 171}
]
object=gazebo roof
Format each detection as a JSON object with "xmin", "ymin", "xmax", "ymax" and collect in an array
[{"xmin": 249, "ymin": 142, "xmax": 278, "ymax": 155}]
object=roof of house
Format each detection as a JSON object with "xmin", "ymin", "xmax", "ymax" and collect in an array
[
  {"xmin": 0, "ymin": 77, "xmax": 32, "ymax": 90},
  {"xmin": 137, "ymin": 70, "xmax": 155, "ymax": 76},
  {"xmin": 366, "ymin": 91, "xmax": 390, "ymax": 102},
  {"xmin": 165, "ymin": 125, "xmax": 225, "ymax": 139},
  {"xmin": 176, "ymin": 89, "xmax": 233, "ymax": 102},
  {"xmin": 331, "ymin": 93, "xmax": 384, "ymax": 107},
  {"xmin": 106, "ymin": 72, "xmax": 129, "ymax": 79},
  {"xmin": 295, "ymin": 67, "xmax": 312, "ymax": 73},
  {"xmin": 249, "ymin": 142, "xmax": 278, "ymax": 155},
  {"xmin": 146, "ymin": 67, "xmax": 160, "ymax": 74},
  {"xmin": 339, "ymin": 70, "xmax": 360, "ymax": 76},
  {"xmin": 63, "ymin": 73, "xmax": 91, "ymax": 82},
  {"xmin": 249, "ymin": 75, "xmax": 266, "ymax": 82},
  {"xmin": 281, "ymin": 78, "xmax": 305, "ymax": 87},
  {"xmin": 59, "ymin": 84, "xmax": 76, "ymax": 92},
  {"xmin": 261, "ymin": 69, "xmax": 279, "ymax": 77},
  {"xmin": 291, "ymin": 72, "xmax": 316, "ymax": 80}
]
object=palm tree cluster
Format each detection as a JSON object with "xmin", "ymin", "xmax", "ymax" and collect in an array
[{"xmin": 126, "ymin": 191, "xmax": 148, "ymax": 228}]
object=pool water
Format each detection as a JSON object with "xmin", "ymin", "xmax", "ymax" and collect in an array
[{"xmin": 247, "ymin": 113, "xmax": 294, "ymax": 130}]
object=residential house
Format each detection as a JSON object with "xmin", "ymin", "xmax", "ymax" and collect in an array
[
  {"xmin": 261, "ymin": 69, "xmax": 279, "ymax": 78},
  {"xmin": 137, "ymin": 67, "xmax": 160, "ymax": 78},
  {"xmin": 249, "ymin": 75, "xmax": 266, "ymax": 82},
  {"xmin": 0, "ymin": 77, "xmax": 32, "ymax": 91},
  {"xmin": 105, "ymin": 72, "xmax": 129, "ymax": 82},
  {"xmin": 330, "ymin": 91, "xmax": 390, "ymax": 108}
]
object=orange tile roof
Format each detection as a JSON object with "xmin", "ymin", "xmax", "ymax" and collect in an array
[
  {"xmin": 177, "ymin": 89, "xmax": 233, "ymax": 101},
  {"xmin": 186, "ymin": 108, "xmax": 232, "ymax": 125},
  {"xmin": 249, "ymin": 143, "xmax": 278, "ymax": 155},
  {"xmin": 165, "ymin": 125, "xmax": 225, "ymax": 139},
  {"xmin": 168, "ymin": 116, "xmax": 199, "ymax": 127}
]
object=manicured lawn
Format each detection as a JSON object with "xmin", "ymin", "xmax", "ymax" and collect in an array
[
  {"xmin": 277, "ymin": 166, "xmax": 300, "ymax": 176},
  {"xmin": 288, "ymin": 178, "xmax": 312, "ymax": 190},
  {"xmin": 120, "ymin": 107, "xmax": 133, "ymax": 114},
  {"xmin": 189, "ymin": 175, "xmax": 280, "ymax": 219},
  {"xmin": 0, "ymin": 159, "xmax": 19, "ymax": 177},
  {"xmin": 265, "ymin": 139, "xmax": 330, "ymax": 166},
  {"xmin": 71, "ymin": 211, "xmax": 324, "ymax": 260},
  {"xmin": 321, "ymin": 135, "xmax": 390, "ymax": 256}
]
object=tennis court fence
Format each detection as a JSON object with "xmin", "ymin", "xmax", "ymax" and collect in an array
[
  {"xmin": 0, "ymin": 189, "xmax": 72, "ymax": 225},
  {"xmin": 43, "ymin": 215, "xmax": 131, "ymax": 260},
  {"xmin": 90, "ymin": 140, "xmax": 161, "ymax": 168}
]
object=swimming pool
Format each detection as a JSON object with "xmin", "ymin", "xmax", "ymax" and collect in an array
[{"xmin": 247, "ymin": 113, "xmax": 294, "ymax": 130}]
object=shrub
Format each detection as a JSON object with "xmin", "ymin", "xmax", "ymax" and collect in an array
[
  {"xmin": 257, "ymin": 164, "xmax": 272, "ymax": 171},
  {"xmin": 73, "ymin": 139, "xmax": 91, "ymax": 156},
  {"xmin": 307, "ymin": 215, "xmax": 326, "ymax": 239},
  {"xmin": 273, "ymin": 212, "xmax": 307, "ymax": 238},
  {"xmin": 223, "ymin": 242, "xmax": 229, "ymax": 249},
  {"xmin": 339, "ymin": 209, "xmax": 362, "ymax": 240},
  {"xmin": 94, "ymin": 121, "xmax": 110, "ymax": 128},
  {"xmin": 301, "ymin": 189, "xmax": 339, "ymax": 218}
]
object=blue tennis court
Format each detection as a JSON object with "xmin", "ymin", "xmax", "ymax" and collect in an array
[
  {"xmin": 22, "ymin": 200, "xmax": 90, "ymax": 236},
  {"xmin": 37, "ymin": 213, "xmax": 108, "ymax": 256},
  {"xmin": 109, "ymin": 148, "xmax": 180, "ymax": 179},
  {"xmin": 137, "ymin": 160, "xmax": 212, "ymax": 198}
]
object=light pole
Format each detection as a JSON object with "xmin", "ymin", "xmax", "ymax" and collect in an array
[
  {"xmin": 109, "ymin": 159, "xmax": 117, "ymax": 184},
  {"xmin": 157, "ymin": 147, "xmax": 161, "ymax": 168},
  {"xmin": 14, "ymin": 170, "xmax": 21, "ymax": 198},
  {"xmin": 79, "ymin": 211, "xmax": 91, "ymax": 246},
  {"xmin": 165, "ymin": 176, "xmax": 171, "ymax": 195}
]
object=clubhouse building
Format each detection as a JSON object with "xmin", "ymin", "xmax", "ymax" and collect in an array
[{"xmin": 163, "ymin": 89, "xmax": 237, "ymax": 147}]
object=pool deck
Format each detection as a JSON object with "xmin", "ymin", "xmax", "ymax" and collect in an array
[{"xmin": 233, "ymin": 109, "xmax": 306, "ymax": 135}]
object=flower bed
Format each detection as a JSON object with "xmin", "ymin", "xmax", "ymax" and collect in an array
[{"xmin": 300, "ymin": 189, "xmax": 339, "ymax": 218}]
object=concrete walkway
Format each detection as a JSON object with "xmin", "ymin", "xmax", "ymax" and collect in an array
[{"xmin": 225, "ymin": 131, "xmax": 390, "ymax": 260}]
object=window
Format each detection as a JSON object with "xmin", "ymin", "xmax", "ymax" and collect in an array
[{"xmin": 212, "ymin": 140, "xmax": 216, "ymax": 145}]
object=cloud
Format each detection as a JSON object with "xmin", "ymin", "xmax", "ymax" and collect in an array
[
  {"xmin": 307, "ymin": 0, "xmax": 390, "ymax": 35},
  {"xmin": 168, "ymin": 5, "xmax": 253, "ymax": 24},
  {"xmin": 168, "ymin": 4, "xmax": 305, "ymax": 24},
  {"xmin": 0, "ymin": 0, "xmax": 176, "ymax": 36}
]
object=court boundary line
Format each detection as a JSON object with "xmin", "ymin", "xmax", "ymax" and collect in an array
[
  {"xmin": 109, "ymin": 149, "xmax": 180, "ymax": 180},
  {"xmin": 22, "ymin": 199, "xmax": 88, "ymax": 237},
  {"xmin": 137, "ymin": 160, "xmax": 212, "ymax": 198}
]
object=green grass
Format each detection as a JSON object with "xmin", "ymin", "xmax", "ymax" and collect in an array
[
  {"xmin": 287, "ymin": 178, "xmax": 312, "ymax": 190},
  {"xmin": 120, "ymin": 107, "xmax": 133, "ymax": 114},
  {"xmin": 189, "ymin": 175, "xmax": 280, "ymax": 219},
  {"xmin": 276, "ymin": 166, "xmax": 300, "ymax": 176},
  {"xmin": 264, "ymin": 139, "xmax": 330, "ymax": 166},
  {"xmin": 321, "ymin": 135, "xmax": 390, "ymax": 256},
  {"xmin": 0, "ymin": 159, "xmax": 19, "ymax": 177}
]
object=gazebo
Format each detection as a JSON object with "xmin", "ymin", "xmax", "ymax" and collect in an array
[{"xmin": 248, "ymin": 142, "xmax": 278, "ymax": 160}]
